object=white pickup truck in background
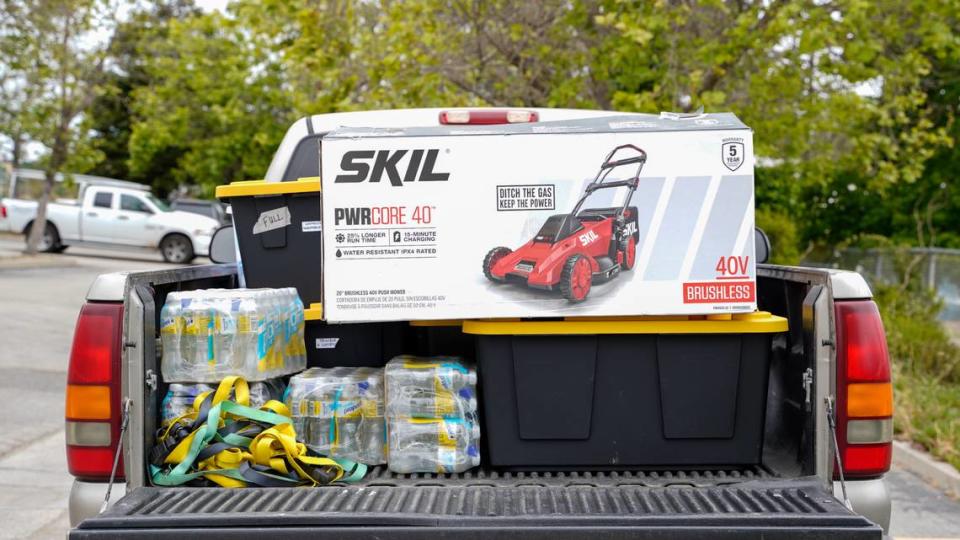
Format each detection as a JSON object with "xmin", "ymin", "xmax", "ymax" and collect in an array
[{"xmin": 1, "ymin": 173, "xmax": 219, "ymax": 263}]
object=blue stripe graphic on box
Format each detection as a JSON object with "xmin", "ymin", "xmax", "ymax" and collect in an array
[
  {"xmin": 690, "ymin": 175, "xmax": 754, "ymax": 279},
  {"xmin": 643, "ymin": 176, "xmax": 710, "ymax": 280}
]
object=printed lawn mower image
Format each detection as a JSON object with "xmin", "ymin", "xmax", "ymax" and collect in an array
[{"xmin": 483, "ymin": 144, "xmax": 646, "ymax": 302}]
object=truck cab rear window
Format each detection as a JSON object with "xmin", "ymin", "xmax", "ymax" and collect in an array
[{"xmin": 282, "ymin": 135, "xmax": 322, "ymax": 181}]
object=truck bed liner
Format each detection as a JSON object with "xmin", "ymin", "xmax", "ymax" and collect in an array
[
  {"xmin": 73, "ymin": 477, "xmax": 881, "ymax": 538},
  {"xmin": 356, "ymin": 464, "xmax": 775, "ymax": 487}
]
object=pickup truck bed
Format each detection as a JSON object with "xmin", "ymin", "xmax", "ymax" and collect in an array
[
  {"xmin": 66, "ymin": 261, "xmax": 888, "ymax": 538},
  {"xmin": 74, "ymin": 474, "xmax": 879, "ymax": 539}
]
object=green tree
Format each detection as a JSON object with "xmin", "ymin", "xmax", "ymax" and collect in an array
[
  {"xmin": 359, "ymin": 0, "xmax": 607, "ymax": 108},
  {"xmin": 128, "ymin": 9, "xmax": 296, "ymax": 194},
  {"xmin": 119, "ymin": 0, "xmax": 960, "ymax": 250},
  {"xmin": 87, "ymin": 0, "xmax": 199, "ymax": 185},
  {"xmin": 598, "ymin": 0, "xmax": 957, "ymax": 251},
  {"xmin": 0, "ymin": 0, "xmax": 117, "ymax": 254},
  {"xmin": 0, "ymin": 0, "xmax": 41, "ymax": 168},
  {"xmin": 125, "ymin": 0, "xmax": 613, "ymax": 190}
]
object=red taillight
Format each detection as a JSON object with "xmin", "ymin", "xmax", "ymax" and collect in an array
[
  {"xmin": 439, "ymin": 109, "xmax": 539, "ymax": 125},
  {"xmin": 66, "ymin": 447, "xmax": 117, "ymax": 478},
  {"xmin": 66, "ymin": 302, "xmax": 124, "ymax": 481},
  {"xmin": 835, "ymin": 300, "xmax": 893, "ymax": 478},
  {"xmin": 1, "ymin": 204, "xmax": 7, "ymax": 218}
]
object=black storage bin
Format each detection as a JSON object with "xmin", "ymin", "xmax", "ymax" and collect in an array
[
  {"xmin": 462, "ymin": 312, "xmax": 787, "ymax": 468},
  {"xmin": 216, "ymin": 178, "xmax": 323, "ymax": 305},
  {"xmin": 305, "ymin": 318, "xmax": 406, "ymax": 368},
  {"xmin": 409, "ymin": 320, "xmax": 476, "ymax": 358}
]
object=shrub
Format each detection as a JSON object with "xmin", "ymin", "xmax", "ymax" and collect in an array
[
  {"xmin": 874, "ymin": 283, "xmax": 960, "ymax": 383},
  {"xmin": 755, "ymin": 207, "xmax": 802, "ymax": 266}
]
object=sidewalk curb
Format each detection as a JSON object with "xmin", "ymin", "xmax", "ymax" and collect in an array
[
  {"xmin": 0, "ymin": 254, "xmax": 78, "ymax": 270},
  {"xmin": 893, "ymin": 440, "xmax": 960, "ymax": 499}
]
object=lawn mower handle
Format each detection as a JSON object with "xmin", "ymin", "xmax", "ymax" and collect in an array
[{"xmin": 601, "ymin": 144, "xmax": 647, "ymax": 169}]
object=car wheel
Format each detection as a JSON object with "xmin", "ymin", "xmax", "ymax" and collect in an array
[
  {"xmin": 560, "ymin": 254, "xmax": 592, "ymax": 302},
  {"xmin": 160, "ymin": 234, "xmax": 195, "ymax": 264},
  {"xmin": 27, "ymin": 222, "xmax": 61, "ymax": 253},
  {"xmin": 483, "ymin": 246, "xmax": 512, "ymax": 282},
  {"xmin": 621, "ymin": 236, "xmax": 637, "ymax": 270}
]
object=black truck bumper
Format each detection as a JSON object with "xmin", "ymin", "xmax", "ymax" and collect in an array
[{"xmin": 72, "ymin": 477, "xmax": 881, "ymax": 539}]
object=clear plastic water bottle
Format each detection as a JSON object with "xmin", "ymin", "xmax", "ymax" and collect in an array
[
  {"xmin": 386, "ymin": 387, "xmax": 477, "ymax": 418},
  {"xmin": 159, "ymin": 291, "xmax": 183, "ymax": 380},
  {"xmin": 387, "ymin": 417, "xmax": 481, "ymax": 473},
  {"xmin": 233, "ymin": 290, "xmax": 257, "ymax": 378},
  {"xmin": 359, "ymin": 416, "xmax": 386, "ymax": 464},
  {"xmin": 252, "ymin": 290, "xmax": 272, "ymax": 377},
  {"xmin": 259, "ymin": 289, "xmax": 275, "ymax": 377},
  {"xmin": 179, "ymin": 291, "xmax": 214, "ymax": 379},
  {"xmin": 281, "ymin": 288, "xmax": 303, "ymax": 374},
  {"xmin": 385, "ymin": 356, "xmax": 477, "ymax": 396},
  {"xmin": 266, "ymin": 289, "xmax": 284, "ymax": 376},
  {"xmin": 272, "ymin": 289, "xmax": 287, "ymax": 375},
  {"xmin": 161, "ymin": 382, "xmax": 213, "ymax": 424},
  {"xmin": 389, "ymin": 417, "xmax": 480, "ymax": 449},
  {"xmin": 286, "ymin": 367, "xmax": 373, "ymax": 462},
  {"xmin": 357, "ymin": 367, "xmax": 386, "ymax": 464},
  {"xmin": 388, "ymin": 442, "xmax": 481, "ymax": 474},
  {"xmin": 357, "ymin": 368, "xmax": 385, "ymax": 416},
  {"xmin": 161, "ymin": 378, "xmax": 283, "ymax": 424},
  {"xmin": 210, "ymin": 290, "xmax": 240, "ymax": 377},
  {"xmin": 291, "ymin": 289, "xmax": 307, "ymax": 371}
]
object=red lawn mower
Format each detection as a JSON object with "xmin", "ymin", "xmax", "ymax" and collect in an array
[{"xmin": 483, "ymin": 144, "xmax": 646, "ymax": 302}]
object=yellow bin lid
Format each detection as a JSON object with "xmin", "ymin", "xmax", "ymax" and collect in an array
[
  {"xmin": 461, "ymin": 311, "xmax": 787, "ymax": 335},
  {"xmin": 215, "ymin": 177, "xmax": 321, "ymax": 199},
  {"xmin": 303, "ymin": 303, "xmax": 323, "ymax": 321}
]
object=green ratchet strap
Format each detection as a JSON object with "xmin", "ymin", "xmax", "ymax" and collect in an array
[{"xmin": 150, "ymin": 376, "xmax": 366, "ymax": 488}]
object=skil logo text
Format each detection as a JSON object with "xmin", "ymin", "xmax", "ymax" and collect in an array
[
  {"xmin": 335, "ymin": 149, "xmax": 450, "ymax": 186},
  {"xmin": 579, "ymin": 230, "xmax": 600, "ymax": 247}
]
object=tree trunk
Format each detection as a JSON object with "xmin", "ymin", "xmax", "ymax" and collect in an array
[
  {"xmin": 23, "ymin": 169, "xmax": 56, "ymax": 255},
  {"xmin": 24, "ymin": 131, "xmax": 66, "ymax": 255},
  {"xmin": 26, "ymin": 7, "xmax": 73, "ymax": 256},
  {"xmin": 11, "ymin": 135, "xmax": 22, "ymax": 169}
]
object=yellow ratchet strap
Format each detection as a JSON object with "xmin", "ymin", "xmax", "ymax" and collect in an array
[{"xmin": 150, "ymin": 376, "xmax": 366, "ymax": 488}]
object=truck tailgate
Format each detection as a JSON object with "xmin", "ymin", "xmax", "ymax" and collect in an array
[{"xmin": 72, "ymin": 475, "xmax": 881, "ymax": 539}]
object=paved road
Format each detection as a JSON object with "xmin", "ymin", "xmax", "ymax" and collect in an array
[
  {"xmin": 888, "ymin": 468, "xmax": 960, "ymax": 538},
  {"xmin": 0, "ymin": 236, "xmax": 195, "ymax": 538},
  {"xmin": 0, "ymin": 235, "xmax": 958, "ymax": 539}
]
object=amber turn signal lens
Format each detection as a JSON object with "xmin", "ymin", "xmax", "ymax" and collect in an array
[
  {"xmin": 65, "ymin": 384, "xmax": 112, "ymax": 420},
  {"xmin": 846, "ymin": 382, "xmax": 893, "ymax": 418}
]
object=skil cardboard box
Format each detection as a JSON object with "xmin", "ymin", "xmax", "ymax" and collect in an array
[{"xmin": 319, "ymin": 113, "xmax": 756, "ymax": 322}]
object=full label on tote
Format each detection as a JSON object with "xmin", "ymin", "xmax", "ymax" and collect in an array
[{"xmin": 320, "ymin": 113, "xmax": 757, "ymax": 322}]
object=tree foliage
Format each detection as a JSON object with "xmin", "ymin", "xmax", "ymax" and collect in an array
[
  {"xmin": 3, "ymin": 0, "xmax": 959, "ymax": 253},
  {"xmin": 0, "ymin": 0, "xmax": 117, "ymax": 253},
  {"xmin": 86, "ymin": 0, "xmax": 199, "ymax": 185}
]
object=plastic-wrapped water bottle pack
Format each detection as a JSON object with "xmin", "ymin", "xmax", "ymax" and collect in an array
[
  {"xmin": 160, "ymin": 288, "xmax": 307, "ymax": 382},
  {"xmin": 285, "ymin": 367, "xmax": 386, "ymax": 465},
  {"xmin": 161, "ymin": 378, "xmax": 287, "ymax": 425},
  {"xmin": 385, "ymin": 355, "xmax": 481, "ymax": 474}
]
